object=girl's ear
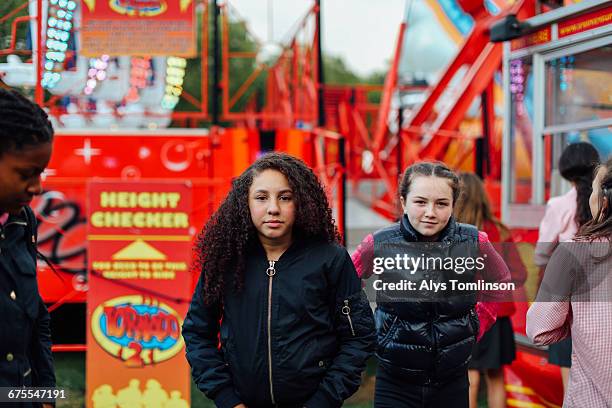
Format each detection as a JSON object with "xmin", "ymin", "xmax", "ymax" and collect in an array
[{"xmin": 400, "ymin": 195, "xmax": 407, "ymax": 213}]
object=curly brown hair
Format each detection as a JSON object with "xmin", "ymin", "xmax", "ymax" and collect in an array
[{"xmin": 196, "ymin": 152, "xmax": 341, "ymax": 305}]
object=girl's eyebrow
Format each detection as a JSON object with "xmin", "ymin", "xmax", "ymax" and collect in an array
[
  {"xmin": 412, "ymin": 196, "xmax": 450, "ymax": 201},
  {"xmin": 252, "ymin": 188, "xmax": 293, "ymax": 194}
]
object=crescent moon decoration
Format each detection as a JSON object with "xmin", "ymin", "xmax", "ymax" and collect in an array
[{"xmin": 160, "ymin": 141, "xmax": 193, "ymax": 173}]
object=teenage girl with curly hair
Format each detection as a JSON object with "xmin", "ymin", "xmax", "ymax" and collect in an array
[{"xmin": 182, "ymin": 152, "xmax": 375, "ymax": 408}]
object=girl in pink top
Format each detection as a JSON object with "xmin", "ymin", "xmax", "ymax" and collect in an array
[
  {"xmin": 527, "ymin": 157, "xmax": 612, "ymax": 407},
  {"xmin": 535, "ymin": 142, "xmax": 600, "ymax": 267},
  {"xmin": 533, "ymin": 142, "xmax": 600, "ymax": 390}
]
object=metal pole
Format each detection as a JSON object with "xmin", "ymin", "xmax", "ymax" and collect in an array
[
  {"xmin": 477, "ymin": 86, "xmax": 492, "ymax": 178},
  {"xmin": 397, "ymin": 104, "xmax": 404, "ymax": 177},
  {"xmin": 338, "ymin": 136, "xmax": 347, "ymax": 246},
  {"xmin": 212, "ymin": 0, "xmax": 220, "ymax": 125},
  {"xmin": 35, "ymin": 0, "xmax": 44, "ymax": 105},
  {"xmin": 316, "ymin": 0, "xmax": 325, "ymax": 127}
]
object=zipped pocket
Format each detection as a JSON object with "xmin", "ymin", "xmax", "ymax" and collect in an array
[{"xmin": 342, "ymin": 299, "xmax": 355, "ymax": 337}]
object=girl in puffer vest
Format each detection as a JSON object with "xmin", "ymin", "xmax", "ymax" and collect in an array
[
  {"xmin": 352, "ymin": 162, "xmax": 511, "ymax": 408},
  {"xmin": 455, "ymin": 172, "xmax": 527, "ymax": 408}
]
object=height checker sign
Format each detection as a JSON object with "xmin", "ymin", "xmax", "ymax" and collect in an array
[{"xmin": 86, "ymin": 180, "xmax": 192, "ymax": 408}]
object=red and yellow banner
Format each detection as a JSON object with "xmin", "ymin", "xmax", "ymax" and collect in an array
[
  {"xmin": 86, "ymin": 180, "xmax": 192, "ymax": 408},
  {"xmin": 80, "ymin": 0, "xmax": 196, "ymax": 57},
  {"xmin": 558, "ymin": 5, "xmax": 612, "ymax": 38}
]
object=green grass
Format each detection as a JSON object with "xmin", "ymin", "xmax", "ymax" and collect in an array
[
  {"xmin": 55, "ymin": 353, "xmax": 486, "ymax": 407},
  {"xmin": 54, "ymin": 353, "xmax": 375, "ymax": 407}
]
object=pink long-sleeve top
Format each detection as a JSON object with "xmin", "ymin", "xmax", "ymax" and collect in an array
[
  {"xmin": 534, "ymin": 188, "xmax": 578, "ymax": 266},
  {"xmin": 351, "ymin": 231, "xmax": 511, "ymax": 340},
  {"xmin": 526, "ymin": 239, "xmax": 612, "ymax": 407}
]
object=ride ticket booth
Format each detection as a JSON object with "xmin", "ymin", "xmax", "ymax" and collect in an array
[{"xmin": 500, "ymin": 0, "xmax": 611, "ymax": 228}]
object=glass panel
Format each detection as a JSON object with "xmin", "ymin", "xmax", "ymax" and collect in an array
[
  {"xmin": 545, "ymin": 45, "xmax": 612, "ymax": 127},
  {"xmin": 509, "ymin": 57, "xmax": 534, "ymax": 204}
]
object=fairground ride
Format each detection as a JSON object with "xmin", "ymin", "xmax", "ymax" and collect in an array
[{"xmin": 1, "ymin": 1, "xmax": 610, "ymax": 406}]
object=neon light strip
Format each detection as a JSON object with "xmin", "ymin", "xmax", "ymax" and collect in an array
[
  {"xmin": 126, "ymin": 57, "xmax": 152, "ymax": 103},
  {"xmin": 83, "ymin": 55, "xmax": 110, "ymax": 95},
  {"xmin": 161, "ymin": 57, "xmax": 186, "ymax": 110},
  {"xmin": 42, "ymin": 0, "xmax": 76, "ymax": 89}
]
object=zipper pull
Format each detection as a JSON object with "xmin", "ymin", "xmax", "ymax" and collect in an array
[
  {"xmin": 342, "ymin": 299, "xmax": 355, "ymax": 337},
  {"xmin": 266, "ymin": 260, "xmax": 276, "ymax": 277}
]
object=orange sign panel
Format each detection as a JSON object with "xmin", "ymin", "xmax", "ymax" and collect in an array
[
  {"xmin": 86, "ymin": 180, "xmax": 192, "ymax": 408},
  {"xmin": 511, "ymin": 27, "xmax": 551, "ymax": 51},
  {"xmin": 80, "ymin": 0, "xmax": 196, "ymax": 57}
]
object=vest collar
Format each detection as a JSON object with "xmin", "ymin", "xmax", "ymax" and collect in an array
[{"xmin": 399, "ymin": 214, "xmax": 457, "ymax": 243}]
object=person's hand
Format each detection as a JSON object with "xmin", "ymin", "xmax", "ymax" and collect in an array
[
  {"xmin": 233, "ymin": 404, "xmax": 247, "ymax": 408},
  {"xmin": 41, "ymin": 404, "xmax": 54, "ymax": 408}
]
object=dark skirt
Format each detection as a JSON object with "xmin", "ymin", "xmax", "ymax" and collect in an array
[
  {"xmin": 469, "ymin": 317, "xmax": 516, "ymax": 370},
  {"xmin": 548, "ymin": 337, "xmax": 572, "ymax": 367}
]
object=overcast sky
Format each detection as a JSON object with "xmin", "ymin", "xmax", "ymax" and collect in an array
[{"xmin": 227, "ymin": 0, "xmax": 406, "ymax": 77}]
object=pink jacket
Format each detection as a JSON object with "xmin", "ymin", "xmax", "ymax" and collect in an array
[
  {"xmin": 534, "ymin": 188, "xmax": 578, "ymax": 266},
  {"xmin": 352, "ymin": 231, "xmax": 510, "ymax": 340}
]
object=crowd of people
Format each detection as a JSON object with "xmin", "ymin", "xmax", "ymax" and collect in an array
[{"xmin": 2, "ymin": 89, "xmax": 611, "ymax": 407}]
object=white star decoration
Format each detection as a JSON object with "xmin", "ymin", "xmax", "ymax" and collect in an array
[{"xmin": 74, "ymin": 138, "xmax": 101, "ymax": 165}]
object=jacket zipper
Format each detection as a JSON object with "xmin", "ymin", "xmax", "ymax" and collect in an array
[
  {"xmin": 266, "ymin": 260, "xmax": 276, "ymax": 405},
  {"xmin": 342, "ymin": 299, "xmax": 355, "ymax": 336}
]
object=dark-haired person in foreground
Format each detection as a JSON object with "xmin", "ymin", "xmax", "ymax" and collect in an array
[
  {"xmin": 527, "ymin": 157, "xmax": 612, "ymax": 407},
  {"xmin": 182, "ymin": 153, "xmax": 375, "ymax": 408},
  {"xmin": 0, "ymin": 89, "xmax": 56, "ymax": 406}
]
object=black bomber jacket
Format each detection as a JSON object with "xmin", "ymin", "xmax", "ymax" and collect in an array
[
  {"xmin": 0, "ymin": 207, "xmax": 56, "ymax": 400},
  {"xmin": 182, "ymin": 238, "xmax": 375, "ymax": 408}
]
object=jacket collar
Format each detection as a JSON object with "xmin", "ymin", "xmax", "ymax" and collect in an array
[{"xmin": 399, "ymin": 213, "xmax": 457, "ymax": 243}]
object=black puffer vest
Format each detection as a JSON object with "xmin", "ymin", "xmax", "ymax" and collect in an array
[{"xmin": 373, "ymin": 215, "xmax": 480, "ymax": 385}]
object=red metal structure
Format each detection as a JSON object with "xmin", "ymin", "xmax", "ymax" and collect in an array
[
  {"xmin": 218, "ymin": 1, "xmax": 321, "ymax": 128},
  {"xmin": 337, "ymin": 0, "xmax": 536, "ymax": 219}
]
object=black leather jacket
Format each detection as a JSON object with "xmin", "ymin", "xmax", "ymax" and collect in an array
[
  {"xmin": 182, "ymin": 239, "xmax": 375, "ymax": 408},
  {"xmin": 0, "ymin": 208, "xmax": 56, "ymax": 400}
]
